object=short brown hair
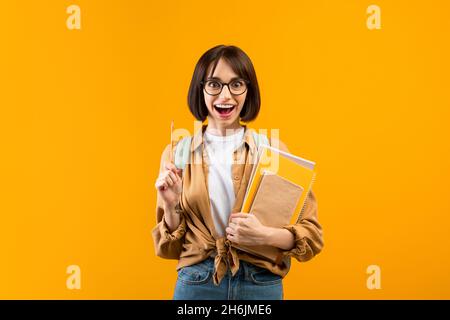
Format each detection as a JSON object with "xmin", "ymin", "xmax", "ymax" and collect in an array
[{"xmin": 188, "ymin": 45, "xmax": 261, "ymax": 122}]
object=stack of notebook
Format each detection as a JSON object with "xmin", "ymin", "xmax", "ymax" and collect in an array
[{"xmin": 232, "ymin": 144, "xmax": 316, "ymax": 264}]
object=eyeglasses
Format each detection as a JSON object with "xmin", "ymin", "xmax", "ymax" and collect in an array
[{"xmin": 200, "ymin": 78, "xmax": 249, "ymax": 96}]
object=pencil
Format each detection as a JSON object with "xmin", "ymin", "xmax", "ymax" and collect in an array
[{"xmin": 169, "ymin": 119, "xmax": 174, "ymax": 163}]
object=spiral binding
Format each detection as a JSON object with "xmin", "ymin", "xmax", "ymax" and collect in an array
[{"xmin": 295, "ymin": 171, "xmax": 316, "ymax": 224}]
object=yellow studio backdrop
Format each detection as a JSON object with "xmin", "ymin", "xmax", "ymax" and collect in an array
[{"xmin": 0, "ymin": 0, "xmax": 449, "ymax": 299}]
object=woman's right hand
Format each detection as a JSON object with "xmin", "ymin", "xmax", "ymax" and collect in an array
[{"xmin": 155, "ymin": 161, "xmax": 182, "ymax": 209}]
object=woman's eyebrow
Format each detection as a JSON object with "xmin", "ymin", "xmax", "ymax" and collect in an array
[{"xmin": 206, "ymin": 76, "xmax": 241, "ymax": 81}]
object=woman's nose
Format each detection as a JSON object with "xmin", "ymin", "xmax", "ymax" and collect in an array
[{"xmin": 219, "ymin": 84, "xmax": 232, "ymax": 99}]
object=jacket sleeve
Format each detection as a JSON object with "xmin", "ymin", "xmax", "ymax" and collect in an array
[
  {"xmin": 281, "ymin": 190, "xmax": 323, "ymax": 262},
  {"xmin": 151, "ymin": 143, "xmax": 187, "ymax": 260},
  {"xmin": 269, "ymin": 137, "xmax": 324, "ymax": 262}
]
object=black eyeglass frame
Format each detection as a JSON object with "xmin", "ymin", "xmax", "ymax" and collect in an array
[{"xmin": 200, "ymin": 78, "xmax": 250, "ymax": 96}]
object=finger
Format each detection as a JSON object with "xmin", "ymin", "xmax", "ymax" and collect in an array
[
  {"xmin": 165, "ymin": 162, "xmax": 180, "ymax": 174},
  {"xmin": 164, "ymin": 161, "xmax": 176, "ymax": 170},
  {"xmin": 230, "ymin": 217, "xmax": 246, "ymax": 225},
  {"xmin": 228, "ymin": 223, "xmax": 242, "ymax": 236},
  {"xmin": 228, "ymin": 223, "xmax": 237, "ymax": 230},
  {"xmin": 155, "ymin": 178, "xmax": 164, "ymax": 187},
  {"xmin": 159, "ymin": 178, "xmax": 169, "ymax": 188},
  {"xmin": 167, "ymin": 171, "xmax": 179, "ymax": 184},
  {"xmin": 229, "ymin": 213, "xmax": 249, "ymax": 221},
  {"xmin": 164, "ymin": 174, "xmax": 174, "ymax": 186},
  {"xmin": 155, "ymin": 179, "xmax": 168, "ymax": 190},
  {"xmin": 227, "ymin": 233, "xmax": 238, "ymax": 243}
]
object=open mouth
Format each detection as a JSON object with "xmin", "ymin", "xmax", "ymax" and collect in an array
[{"xmin": 214, "ymin": 104, "xmax": 236, "ymax": 115}]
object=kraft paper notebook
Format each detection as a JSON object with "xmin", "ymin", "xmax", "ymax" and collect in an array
[{"xmin": 231, "ymin": 145, "xmax": 316, "ymax": 264}]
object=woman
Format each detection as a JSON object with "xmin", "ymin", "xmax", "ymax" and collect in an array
[{"xmin": 152, "ymin": 45, "xmax": 323, "ymax": 300}]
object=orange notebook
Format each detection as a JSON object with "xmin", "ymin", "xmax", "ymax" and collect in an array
[
  {"xmin": 242, "ymin": 144, "xmax": 316, "ymax": 222},
  {"xmin": 231, "ymin": 145, "xmax": 316, "ymax": 263}
]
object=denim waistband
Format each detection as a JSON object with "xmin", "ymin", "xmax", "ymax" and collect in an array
[{"xmin": 198, "ymin": 256, "xmax": 263, "ymax": 275}]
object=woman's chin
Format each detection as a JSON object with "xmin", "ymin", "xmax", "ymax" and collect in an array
[{"xmin": 212, "ymin": 115, "xmax": 239, "ymax": 126}]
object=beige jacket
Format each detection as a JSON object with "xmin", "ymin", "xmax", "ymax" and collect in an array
[{"xmin": 152, "ymin": 124, "xmax": 323, "ymax": 286}]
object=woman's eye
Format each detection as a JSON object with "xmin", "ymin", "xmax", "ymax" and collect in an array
[
  {"xmin": 232, "ymin": 81, "xmax": 243, "ymax": 88},
  {"xmin": 208, "ymin": 81, "xmax": 220, "ymax": 88}
]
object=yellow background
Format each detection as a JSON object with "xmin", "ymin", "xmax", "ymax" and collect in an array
[{"xmin": 1, "ymin": 0, "xmax": 449, "ymax": 299}]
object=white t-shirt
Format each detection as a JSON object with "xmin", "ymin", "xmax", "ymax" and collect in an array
[{"xmin": 203, "ymin": 127, "xmax": 245, "ymax": 238}]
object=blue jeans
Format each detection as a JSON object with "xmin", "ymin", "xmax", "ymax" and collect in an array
[{"xmin": 173, "ymin": 257, "xmax": 283, "ymax": 300}]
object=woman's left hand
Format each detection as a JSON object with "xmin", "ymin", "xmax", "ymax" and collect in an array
[{"xmin": 226, "ymin": 213, "xmax": 271, "ymax": 246}]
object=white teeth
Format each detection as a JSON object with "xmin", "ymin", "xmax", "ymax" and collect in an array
[{"xmin": 214, "ymin": 104, "xmax": 235, "ymax": 109}]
